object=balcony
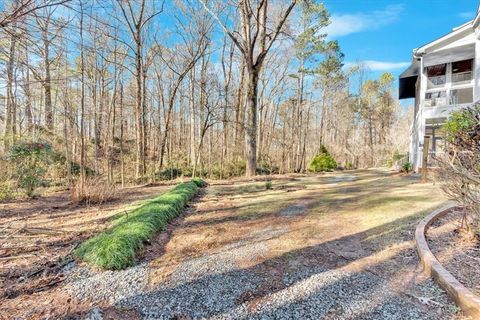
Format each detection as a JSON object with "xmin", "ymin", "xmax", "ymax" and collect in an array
[
  {"xmin": 425, "ymin": 91, "xmax": 447, "ymax": 107},
  {"xmin": 424, "ymin": 59, "xmax": 474, "ymax": 109},
  {"xmin": 450, "ymin": 87, "xmax": 473, "ymax": 105},
  {"xmin": 424, "ymin": 87, "xmax": 473, "ymax": 108},
  {"xmin": 452, "ymin": 71, "xmax": 472, "ymax": 83},
  {"xmin": 427, "ymin": 75, "xmax": 446, "ymax": 88}
]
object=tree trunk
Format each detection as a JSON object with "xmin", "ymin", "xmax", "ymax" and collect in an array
[
  {"xmin": 295, "ymin": 65, "xmax": 304, "ymax": 172},
  {"xmin": 189, "ymin": 69, "xmax": 196, "ymax": 167},
  {"xmin": 43, "ymin": 33, "xmax": 53, "ymax": 130},
  {"xmin": 120, "ymin": 82, "xmax": 125, "ymax": 188},
  {"xmin": 4, "ymin": 31, "xmax": 16, "ymax": 150},
  {"xmin": 142, "ymin": 66, "xmax": 148, "ymax": 177},
  {"xmin": 234, "ymin": 61, "xmax": 245, "ymax": 160},
  {"xmin": 134, "ymin": 38, "xmax": 145, "ymax": 179},
  {"xmin": 245, "ymin": 69, "xmax": 259, "ymax": 177},
  {"xmin": 23, "ymin": 66, "xmax": 33, "ymax": 135},
  {"xmin": 368, "ymin": 114, "xmax": 374, "ymax": 167},
  {"xmin": 79, "ymin": 1, "xmax": 86, "ymax": 192}
]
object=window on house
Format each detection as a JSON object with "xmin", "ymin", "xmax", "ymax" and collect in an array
[
  {"xmin": 452, "ymin": 59, "xmax": 473, "ymax": 83},
  {"xmin": 425, "ymin": 91, "xmax": 447, "ymax": 107},
  {"xmin": 451, "ymin": 87, "xmax": 473, "ymax": 105},
  {"xmin": 426, "ymin": 64, "xmax": 446, "ymax": 87}
]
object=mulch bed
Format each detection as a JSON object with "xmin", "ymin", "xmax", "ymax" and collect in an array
[{"xmin": 427, "ymin": 208, "xmax": 480, "ymax": 296}]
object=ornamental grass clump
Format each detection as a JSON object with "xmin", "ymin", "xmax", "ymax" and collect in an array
[
  {"xmin": 70, "ymin": 176, "xmax": 116, "ymax": 205},
  {"xmin": 75, "ymin": 179, "xmax": 204, "ymax": 270}
]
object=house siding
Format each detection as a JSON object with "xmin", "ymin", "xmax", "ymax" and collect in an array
[{"xmin": 403, "ymin": 14, "xmax": 480, "ymax": 170}]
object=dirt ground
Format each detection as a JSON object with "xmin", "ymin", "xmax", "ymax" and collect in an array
[
  {"xmin": 0, "ymin": 169, "xmax": 467, "ymax": 319},
  {"xmin": 142, "ymin": 170, "xmax": 462, "ymax": 317},
  {"xmin": 149, "ymin": 170, "xmax": 435, "ymax": 279},
  {"xmin": 0, "ymin": 183, "xmax": 173, "ymax": 316},
  {"xmin": 427, "ymin": 208, "xmax": 480, "ymax": 296}
]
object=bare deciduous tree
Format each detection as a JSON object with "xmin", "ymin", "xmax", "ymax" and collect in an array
[{"xmin": 199, "ymin": 0, "xmax": 297, "ymax": 176}]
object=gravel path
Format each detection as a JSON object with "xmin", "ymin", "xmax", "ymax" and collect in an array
[
  {"xmin": 65, "ymin": 263, "xmax": 149, "ymax": 304},
  {"xmin": 211, "ymin": 270, "xmax": 444, "ymax": 320},
  {"xmin": 64, "ymin": 171, "xmax": 464, "ymax": 319},
  {"xmin": 121, "ymin": 267, "xmax": 441, "ymax": 320},
  {"xmin": 119, "ymin": 227, "xmax": 287, "ymax": 319}
]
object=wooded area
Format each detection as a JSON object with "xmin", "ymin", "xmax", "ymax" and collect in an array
[
  {"xmin": 3, "ymin": 3, "xmax": 479, "ymax": 319},
  {"xmin": 0, "ymin": 0, "xmax": 410, "ymax": 194}
]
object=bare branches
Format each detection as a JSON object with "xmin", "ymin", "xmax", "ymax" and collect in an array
[
  {"xmin": 0, "ymin": 0, "xmax": 71, "ymax": 28},
  {"xmin": 436, "ymin": 105, "xmax": 480, "ymax": 230},
  {"xmin": 0, "ymin": 0, "xmax": 413, "ymax": 186},
  {"xmin": 256, "ymin": 0, "xmax": 296, "ymax": 66},
  {"xmin": 197, "ymin": 0, "xmax": 245, "ymax": 55}
]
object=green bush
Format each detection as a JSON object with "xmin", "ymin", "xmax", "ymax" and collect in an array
[
  {"xmin": 265, "ymin": 180, "xmax": 273, "ymax": 190},
  {"xmin": 386, "ymin": 151, "xmax": 407, "ymax": 167},
  {"xmin": 0, "ymin": 182, "xmax": 17, "ymax": 202},
  {"xmin": 444, "ymin": 108, "xmax": 477, "ymax": 142},
  {"xmin": 444, "ymin": 105, "xmax": 480, "ymax": 151},
  {"xmin": 8, "ymin": 142, "xmax": 53, "ymax": 197},
  {"xmin": 75, "ymin": 179, "xmax": 204, "ymax": 270},
  {"xmin": 402, "ymin": 162, "xmax": 413, "ymax": 173},
  {"xmin": 307, "ymin": 145, "xmax": 337, "ymax": 172},
  {"xmin": 192, "ymin": 177, "xmax": 206, "ymax": 187},
  {"xmin": 181, "ymin": 166, "xmax": 194, "ymax": 178},
  {"xmin": 256, "ymin": 161, "xmax": 279, "ymax": 175},
  {"xmin": 50, "ymin": 152, "xmax": 95, "ymax": 178},
  {"xmin": 208, "ymin": 167, "xmax": 223, "ymax": 179},
  {"xmin": 156, "ymin": 167, "xmax": 182, "ymax": 181},
  {"xmin": 222, "ymin": 160, "xmax": 246, "ymax": 178}
]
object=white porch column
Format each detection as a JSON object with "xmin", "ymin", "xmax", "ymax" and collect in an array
[
  {"xmin": 474, "ymin": 28, "xmax": 480, "ymax": 102},
  {"xmin": 415, "ymin": 56, "xmax": 427, "ymax": 170},
  {"xmin": 416, "ymin": 117, "xmax": 426, "ymax": 170}
]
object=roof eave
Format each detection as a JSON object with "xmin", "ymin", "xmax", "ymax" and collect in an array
[
  {"xmin": 415, "ymin": 21, "xmax": 473, "ymax": 56},
  {"xmin": 473, "ymin": 8, "xmax": 480, "ymax": 29}
]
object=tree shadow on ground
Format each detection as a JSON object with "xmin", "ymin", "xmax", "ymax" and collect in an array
[
  {"xmin": 104, "ymin": 207, "xmax": 455, "ymax": 319},
  {"xmin": 62, "ymin": 170, "xmax": 455, "ymax": 319},
  {"xmin": 137, "ymin": 170, "xmax": 437, "ymax": 276}
]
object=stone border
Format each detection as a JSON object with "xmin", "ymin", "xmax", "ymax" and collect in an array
[{"xmin": 415, "ymin": 203, "xmax": 480, "ymax": 318}]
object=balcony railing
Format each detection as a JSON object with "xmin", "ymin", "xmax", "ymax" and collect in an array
[
  {"xmin": 452, "ymin": 71, "xmax": 472, "ymax": 83},
  {"xmin": 427, "ymin": 76, "xmax": 446, "ymax": 88},
  {"xmin": 425, "ymin": 97, "xmax": 447, "ymax": 107},
  {"xmin": 450, "ymin": 87, "xmax": 474, "ymax": 105},
  {"xmin": 425, "ymin": 87, "xmax": 473, "ymax": 108}
]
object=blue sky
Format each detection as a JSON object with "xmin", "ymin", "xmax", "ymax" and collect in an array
[{"xmin": 322, "ymin": 0, "xmax": 479, "ymax": 90}]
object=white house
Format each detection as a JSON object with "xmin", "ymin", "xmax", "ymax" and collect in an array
[{"xmin": 399, "ymin": 6, "xmax": 480, "ymax": 170}]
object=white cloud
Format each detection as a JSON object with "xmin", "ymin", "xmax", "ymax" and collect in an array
[
  {"xmin": 326, "ymin": 4, "xmax": 404, "ymax": 38},
  {"xmin": 344, "ymin": 60, "xmax": 410, "ymax": 71}
]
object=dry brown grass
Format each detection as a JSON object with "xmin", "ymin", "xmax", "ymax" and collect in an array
[
  {"xmin": 148, "ymin": 169, "xmax": 449, "ymax": 287},
  {"xmin": 0, "ymin": 183, "xmax": 172, "ymax": 319},
  {"xmin": 70, "ymin": 177, "xmax": 116, "ymax": 205}
]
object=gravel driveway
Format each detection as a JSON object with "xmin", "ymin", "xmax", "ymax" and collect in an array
[{"xmin": 65, "ymin": 170, "xmax": 464, "ymax": 319}]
